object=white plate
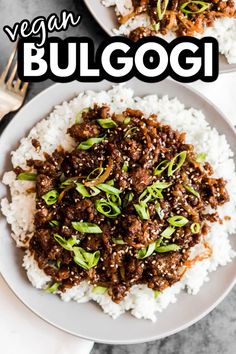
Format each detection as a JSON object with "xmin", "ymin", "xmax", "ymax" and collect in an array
[
  {"xmin": 84, "ymin": 0, "xmax": 236, "ymax": 73},
  {"xmin": 0, "ymin": 79, "xmax": 236, "ymax": 344}
]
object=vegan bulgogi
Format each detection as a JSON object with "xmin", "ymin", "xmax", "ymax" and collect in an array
[
  {"xmin": 16, "ymin": 105, "xmax": 229, "ymax": 302},
  {"xmin": 118, "ymin": 0, "xmax": 236, "ymax": 41}
]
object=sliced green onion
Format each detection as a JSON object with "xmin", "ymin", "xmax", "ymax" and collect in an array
[
  {"xmin": 153, "ymin": 22, "xmax": 160, "ymax": 31},
  {"xmin": 168, "ymin": 215, "xmax": 189, "ymax": 227},
  {"xmin": 154, "ymin": 290, "xmax": 161, "ymax": 299},
  {"xmin": 87, "ymin": 167, "xmax": 104, "ymax": 181},
  {"xmin": 180, "ymin": 1, "xmax": 210, "ymax": 15},
  {"xmin": 75, "ymin": 183, "xmax": 101, "ymax": 198},
  {"xmin": 107, "ymin": 193, "xmax": 122, "ymax": 207},
  {"xmin": 95, "ymin": 199, "xmax": 121, "ymax": 219},
  {"xmin": 75, "ymin": 107, "xmax": 89, "ymax": 123},
  {"xmin": 53, "ymin": 234, "xmax": 78, "ymax": 251},
  {"xmin": 92, "ymin": 286, "xmax": 108, "ymax": 295},
  {"xmin": 73, "ymin": 247, "xmax": 100, "ymax": 270},
  {"xmin": 157, "ymin": 0, "xmax": 169, "ymax": 20},
  {"xmin": 136, "ymin": 242, "xmax": 156, "ymax": 259},
  {"xmin": 122, "ymin": 161, "xmax": 129, "ymax": 172},
  {"xmin": 134, "ymin": 202, "xmax": 150, "ymax": 220},
  {"xmin": 123, "ymin": 192, "xmax": 134, "ymax": 207},
  {"xmin": 97, "ymin": 118, "xmax": 117, "ymax": 129},
  {"xmin": 138, "ymin": 185, "xmax": 163, "ymax": 205},
  {"xmin": 78, "ymin": 136, "xmax": 105, "ymax": 150},
  {"xmin": 124, "ymin": 117, "xmax": 131, "ymax": 125},
  {"xmin": 75, "ymin": 183, "xmax": 91, "ymax": 197},
  {"xmin": 168, "ymin": 151, "xmax": 187, "ymax": 177},
  {"xmin": 42, "ymin": 190, "xmax": 59, "ymax": 205},
  {"xmin": 161, "ymin": 226, "xmax": 175, "ymax": 238},
  {"xmin": 154, "ymin": 160, "xmax": 170, "ymax": 176},
  {"xmin": 152, "ymin": 181, "xmax": 172, "ymax": 189},
  {"xmin": 124, "ymin": 126, "xmax": 138, "ymax": 138},
  {"xmin": 155, "ymin": 244, "xmax": 180, "ymax": 253},
  {"xmin": 196, "ymin": 152, "xmax": 207, "ymax": 163},
  {"xmin": 155, "ymin": 202, "xmax": 165, "ymax": 220},
  {"xmin": 17, "ymin": 172, "xmax": 37, "ymax": 181},
  {"xmin": 49, "ymin": 220, "xmax": 60, "ymax": 227},
  {"xmin": 112, "ymin": 237, "xmax": 125, "ymax": 245},
  {"xmin": 155, "ymin": 237, "xmax": 163, "ymax": 249},
  {"xmin": 107, "ymin": 179, "xmax": 114, "ymax": 186},
  {"xmin": 97, "ymin": 183, "xmax": 121, "ymax": 195},
  {"xmin": 56, "ymin": 260, "xmax": 61, "ymax": 269},
  {"xmin": 190, "ymin": 223, "xmax": 201, "ymax": 234},
  {"xmin": 184, "ymin": 184, "xmax": 200, "ymax": 198},
  {"xmin": 60, "ymin": 177, "xmax": 77, "ymax": 189},
  {"xmin": 72, "ymin": 222, "xmax": 103, "ymax": 234},
  {"xmin": 45, "ymin": 282, "xmax": 60, "ymax": 293}
]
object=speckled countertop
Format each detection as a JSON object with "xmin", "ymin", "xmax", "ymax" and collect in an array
[{"xmin": 0, "ymin": 1, "xmax": 236, "ymax": 353}]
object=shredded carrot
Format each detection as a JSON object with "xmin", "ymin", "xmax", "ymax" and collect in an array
[
  {"xmin": 85, "ymin": 158, "xmax": 113, "ymax": 187},
  {"xmin": 184, "ymin": 242, "xmax": 212, "ymax": 268}
]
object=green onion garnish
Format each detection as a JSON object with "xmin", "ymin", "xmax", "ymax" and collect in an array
[
  {"xmin": 122, "ymin": 161, "xmax": 129, "ymax": 172},
  {"xmin": 107, "ymin": 193, "xmax": 122, "ymax": 207},
  {"xmin": 168, "ymin": 151, "xmax": 187, "ymax": 177},
  {"xmin": 92, "ymin": 286, "xmax": 108, "ymax": 295},
  {"xmin": 75, "ymin": 183, "xmax": 91, "ymax": 197},
  {"xmin": 73, "ymin": 247, "xmax": 100, "ymax": 270},
  {"xmin": 87, "ymin": 167, "xmax": 104, "ymax": 181},
  {"xmin": 75, "ymin": 107, "xmax": 89, "ymax": 123},
  {"xmin": 138, "ymin": 185, "xmax": 163, "ymax": 205},
  {"xmin": 60, "ymin": 177, "xmax": 77, "ymax": 189},
  {"xmin": 78, "ymin": 136, "xmax": 105, "ymax": 150},
  {"xmin": 196, "ymin": 152, "xmax": 207, "ymax": 163},
  {"xmin": 155, "ymin": 244, "xmax": 180, "ymax": 253},
  {"xmin": 155, "ymin": 202, "xmax": 165, "ymax": 220},
  {"xmin": 157, "ymin": 0, "xmax": 169, "ymax": 20},
  {"xmin": 45, "ymin": 282, "xmax": 60, "ymax": 293},
  {"xmin": 49, "ymin": 220, "xmax": 60, "ymax": 227},
  {"xmin": 124, "ymin": 126, "xmax": 138, "ymax": 138},
  {"xmin": 97, "ymin": 118, "xmax": 117, "ymax": 129},
  {"xmin": 124, "ymin": 117, "xmax": 131, "ymax": 125},
  {"xmin": 184, "ymin": 184, "xmax": 200, "ymax": 198},
  {"xmin": 123, "ymin": 192, "xmax": 134, "ymax": 207},
  {"xmin": 42, "ymin": 190, "xmax": 59, "ymax": 205},
  {"xmin": 95, "ymin": 199, "xmax": 121, "ymax": 219},
  {"xmin": 53, "ymin": 234, "xmax": 78, "ymax": 251},
  {"xmin": 190, "ymin": 223, "xmax": 201, "ymax": 234},
  {"xmin": 153, "ymin": 23, "xmax": 160, "ymax": 31},
  {"xmin": 112, "ymin": 237, "xmax": 125, "ymax": 245},
  {"xmin": 17, "ymin": 172, "xmax": 37, "ymax": 181},
  {"xmin": 56, "ymin": 260, "xmax": 61, "ymax": 269},
  {"xmin": 154, "ymin": 160, "xmax": 170, "ymax": 175},
  {"xmin": 161, "ymin": 226, "xmax": 175, "ymax": 238},
  {"xmin": 154, "ymin": 290, "xmax": 161, "ymax": 299},
  {"xmin": 136, "ymin": 242, "xmax": 156, "ymax": 259},
  {"xmin": 96, "ymin": 183, "xmax": 121, "ymax": 195},
  {"xmin": 152, "ymin": 181, "xmax": 172, "ymax": 189},
  {"xmin": 72, "ymin": 222, "xmax": 103, "ymax": 233},
  {"xmin": 180, "ymin": 1, "xmax": 210, "ymax": 15},
  {"xmin": 134, "ymin": 202, "xmax": 150, "ymax": 220},
  {"xmin": 168, "ymin": 215, "xmax": 189, "ymax": 227}
]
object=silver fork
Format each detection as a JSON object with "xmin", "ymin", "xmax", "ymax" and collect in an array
[{"xmin": 0, "ymin": 45, "xmax": 29, "ymax": 120}]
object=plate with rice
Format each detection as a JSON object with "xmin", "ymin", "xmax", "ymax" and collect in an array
[
  {"xmin": 0, "ymin": 79, "xmax": 236, "ymax": 344},
  {"xmin": 84, "ymin": 0, "xmax": 236, "ymax": 72}
]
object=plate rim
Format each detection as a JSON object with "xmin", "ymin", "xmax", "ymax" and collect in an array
[
  {"xmin": 83, "ymin": 0, "xmax": 236, "ymax": 74},
  {"xmin": 0, "ymin": 79, "xmax": 236, "ymax": 344}
]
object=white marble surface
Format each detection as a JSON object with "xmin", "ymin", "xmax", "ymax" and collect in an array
[{"xmin": 0, "ymin": 1, "xmax": 236, "ymax": 354}]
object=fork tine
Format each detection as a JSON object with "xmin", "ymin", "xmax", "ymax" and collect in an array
[
  {"xmin": 14, "ymin": 78, "xmax": 22, "ymax": 91},
  {"xmin": 20, "ymin": 82, "xmax": 29, "ymax": 97},
  {"xmin": 0, "ymin": 45, "xmax": 17, "ymax": 82},
  {"xmin": 6, "ymin": 63, "xmax": 18, "ymax": 88}
]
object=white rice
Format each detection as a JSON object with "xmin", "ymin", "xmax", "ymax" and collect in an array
[
  {"xmin": 1, "ymin": 84, "xmax": 236, "ymax": 321},
  {"xmin": 101, "ymin": 0, "xmax": 236, "ymax": 64}
]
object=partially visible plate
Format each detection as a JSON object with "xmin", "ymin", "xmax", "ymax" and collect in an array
[
  {"xmin": 84, "ymin": 0, "xmax": 236, "ymax": 73},
  {"xmin": 0, "ymin": 79, "xmax": 236, "ymax": 344}
]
